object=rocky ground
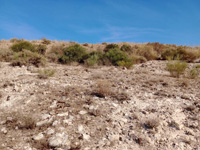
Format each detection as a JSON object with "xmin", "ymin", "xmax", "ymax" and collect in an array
[{"xmin": 0, "ymin": 60, "xmax": 199, "ymax": 150}]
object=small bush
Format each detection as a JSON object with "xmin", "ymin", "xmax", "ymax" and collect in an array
[
  {"xmin": 131, "ymin": 54, "xmax": 147, "ymax": 64},
  {"xmin": 136, "ymin": 45, "xmax": 158, "ymax": 60},
  {"xmin": 104, "ymin": 43, "xmax": 119, "ymax": 52},
  {"xmin": 41, "ymin": 38, "xmax": 51, "ymax": 45},
  {"xmin": 117, "ymin": 60, "xmax": 133, "ymax": 69},
  {"xmin": 188, "ymin": 68, "xmax": 199, "ymax": 79},
  {"xmin": 144, "ymin": 118, "xmax": 160, "ymax": 129},
  {"xmin": 166, "ymin": 60, "xmax": 188, "ymax": 78},
  {"xmin": 161, "ymin": 46, "xmax": 198, "ymax": 62},
  {"xmin": 105, "ymin": 48, "xmax": 133, "ymax": 67},
  {"xmin": 83, "ymin": 43, "xmax": 89, "ymax": 46},
  {"xmin": 0, "ymin": 49, "xmax": 13, "ymax": 62},
  {"xmin": 36, "ymin": 44, "xmax": 47, "ymax": 55},
  {"xmin": 120, "ymin": 44, "xmax": 132, "ymax": 53},
  {"xmin": 85, "ymin": 54, "xmax": 99, "ymax": 66},
  {"xmin": 92, "ymin": 80, "xmax": 112, "ymax": 98},
  {"xmin": 38, "ymin": 69, "xmax": 55, "ymax": 79},
  {"xmin": 147, "ymin": 42, "xmax": 165, "ymax": 54},
  {"xmin": 11, "ymin": 41, "xmax": 36, "ymax": 52},
  {"xmin": 196, "ymin": 65, "xmax": 200, "ymax": 68},
  {"xmin": 10, "ymin": 38, "xmax": 23, "ymax": 43},
  {"xmin": 59, "ymin": 44, "xmax": 87, "ymax": 64},
  {"xmin": 11, "ymin": 50, "xmax": 46, "ymax": 67}
]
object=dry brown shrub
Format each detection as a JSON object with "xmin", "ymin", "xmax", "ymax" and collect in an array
[
  {"xmin": 144, "ymin": 117, "xmax": 160, "ymax": 129},
  {"xmin": 135, "ymin": 45, "xmax": 158, "ymax": 60},
  {"xmin": 92, "ymin": 80, "xmax": 112, "ymax": 98}
]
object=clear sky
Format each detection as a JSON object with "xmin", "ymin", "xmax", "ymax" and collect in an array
[{"xmin": 0, "ymin": 0, "xmax": 200, "ymax": 45}]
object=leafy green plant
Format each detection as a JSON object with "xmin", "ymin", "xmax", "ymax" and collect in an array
[
  {"xmin": 11, "ymin": 41, "xmax": 36, "ymax": 52},
  {"xmin": 166, "ymin": 60, "xmax": 188, "ymax": 78},
  {"xmin": 38, "ymin": 69, "xmax": 55, "ymax": 79},
  {"xmin": 105, "ymin": 48, "xmax": 133, "ymax": 67},
  {"xmin": 86, "ymin": 54, "xmax": 99, "ymax": 66},
  {"xmin": 11, "ymin": 50, "xmax": 46, "ymax": 67},
  {"xmin": 59, "ymin": 44, "xmax": 87, "ymax": 64}
]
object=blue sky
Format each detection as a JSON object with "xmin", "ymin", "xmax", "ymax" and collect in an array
[{"xmin": 0, "ymin": 0, "xmax": 200, "ymax": 45}]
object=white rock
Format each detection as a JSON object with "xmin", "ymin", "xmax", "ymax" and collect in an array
[
  {"xmin": 48, "ymin": 133, "xmax": 69, "ymax": 148},
  {"xmin": 41, "ymin": 114, "xmax": 51, "ymax": 120},
  {"xmin": 1, "ymin": 127, "xmax": 7, "ymax": 134},
  {"xmin": 36, "ymin": 120, "xmax": 49, "ymax": 127},
  {"xmin": 79, "ymin": 110, "xmax": 87, "ymax": 115},
  {"xmin": 33, "ymin": 133, "xmax": 44, "ymax": 141},
  {"xmin": 46, "ymin": 128, "xmax": 55, "ymax": 135},
  {"xmin": 57, "ymin": 112, "xmax": 68, "ymax": 117},
  {"xmin": 83, "ymin": 133, "xmax": 90, "ymax": 140},
  {"xmin": 78, "ymin": 125, "xmax": 84, "ymax": 133}
]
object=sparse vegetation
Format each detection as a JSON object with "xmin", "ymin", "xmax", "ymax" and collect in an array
[
  {"xmin": 11, "ymin": 41, "xmax": 36, "ymax": 52},
  {"xmin": 144, "ymin": 117, "xmax": 160, "ymax": 129},
  {"xmin": 120, "ymin": 44, "xmax": 132, "ymax": 53},
  {"xmin": 11, "ymin": 50, "xmax": 46, "ymax": 67},
  {"xmin": 41, "ymin": 38, "xmax": 51, "ymax": 45},
  {"xmin": 188, "ymin": 68, "xmax": 199, "ymax": 79},
  {"xmin": 166, "ymin": 60, "xmax": 188, "ymax": 78},
  {"xmin": 92, "ymin": 80, "xmax": 112, "ymax": 98},
  {"xmin": 136, "ymin": 45, "xmax": 158, "ymax": 60},
  {"xmin": 38, "ymin": 69, "xmax": 55, "ymax": 79}
]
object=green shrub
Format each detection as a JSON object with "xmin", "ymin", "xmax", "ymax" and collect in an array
[
  {"xmin": 59, "ymin": 44, "xmax": 87, "ymax": 64},
  {"xmin": 11, "ymin": 41, "xmax": 36, "ymax": 52},
  {"xmin": 105, "ymin": 48, "xmax": 133, "ymax": 67},
  {"xmin": 117, "ymin": 60, "xmax": 133, "ymax": 69},
  {"xmin": 188, "ymin": 68, "xmax": 199, "ymax": 79},
  {"xmin": 36, "ymin": 44, "xmax": 47, "ymax": 55},
  {"xmin": 161, "ymin": 46, "xmax": 198, "ymax": 62},
  {"xmin": 196, "ymin": 65, "xmax": 200, "ymax": 68},
  {"xmin": 86, "ymin": 54, "xmax": 99, "ymax": 66},
  {"xmin": 166, "ymin": 60, "xmax": 188, "ymax": 78},
  {"xmin": 120, "ymin": 44, "xmax": 132, "ymax": 53},
  {"xmin": 11, "ymin": 50, "xmax": 46, "ymax": 67},
  {"xmin": 41, "ymin": 38, "xmax": 51, "ymax": 45},
  {"xmin": 38, "ymin": 69, "xmax": 55, "ymax": 79},
  {"xmin": 104, "ymin": 43, "xmax": 119, "ymax": 52}
]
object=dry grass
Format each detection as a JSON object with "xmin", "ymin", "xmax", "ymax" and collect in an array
[
  {"xmin": 144, "ymin": 117, "xmax": 160, "ymax": 129},
  {"xmin": 92, "ymin": 80, "xmax": 112, "ymax": 98},
  {"xmin": 38, "ymin": 69, "xmax": 56, "ymax": 79}
]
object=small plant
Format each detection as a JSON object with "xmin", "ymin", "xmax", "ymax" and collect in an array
[
  {"xmin": 38, "ymin": 69, "xmax": 55, "ymax": 79},
  {"xmin": 117, "ymin": 60, "xmax": 133, "ymax": 69},
  {"xmin": 120, "ymin": 44, "xmax": 132, "ymax": 53},
  {"xmin": 136, "ymin": 45, "xmax": 158, "ymax": 60},
  {"xmin": 166, "ymin": 60, "xmax": 188, "ymax": 78},
  {"xmin": 41, "ymin": 38, "xmax": 51, "ymax": 45},
  {"xmin": 188, "ymin": 68, "xmax": 199, "ymax": 79},
  {"xmin": 0, "ymin": 48, "xmax": 13, "ymax": 62},
  {"xmin": 59, "ymin": 44, "xmax": 87, "ymax": 64},
  {"xmin": 10, "ymin": 38, "xmax": 23, "ymax": 43},
  {"xmin": 83, "ymin": 43, "xmax": 89, "ymax": 46},
  {"xmin": 196, "ymin": 65, "xmax": 200, "ymax": 68},
  {"xmin": 11, "ymin": 50, "xmax": 46, "ymax": 67},
  {"xmin": 92, "ymin": 80, "xmax": 112, "ymax": 98},
  {"xmin": 11, "ymin": 41, "xmax": 36, "ymax": 52},
  {"xmin": 104, "ymin": 43, "xmax": 119, "ymax": 52},
  {"xmin": 131, "ymin": 54, "xmax": 147, "ymax": 64},
  {"xmin": 144, "ymin": 117, "xmax": 160, "ymax": 129},
  {"xmin": 105, "ymin": 48, "xmax": 133, "ymax": 67},
  {"xmin": 85, "ymin": 54, "xmax": 99, "ymax": 66},
  {"xmin": 36, "ymin": 44, "xmax": 47, "ymax": 55}
]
